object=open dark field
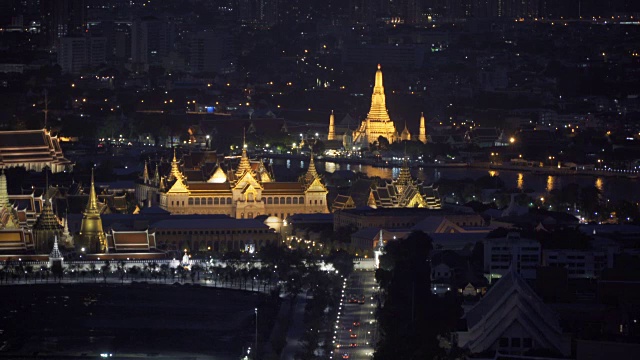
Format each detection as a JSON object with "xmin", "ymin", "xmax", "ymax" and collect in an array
[{"xmin": 0, "ymin": 283, "xmax": 277, "ymax": 359}]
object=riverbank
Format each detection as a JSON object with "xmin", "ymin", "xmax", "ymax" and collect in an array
[{"xmin": 264, "ymin": 154, "xmax": 639, "ymax": 179}]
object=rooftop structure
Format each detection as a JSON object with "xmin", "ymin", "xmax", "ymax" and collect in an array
[
  {"xmin": 0, "ymin": 129, "xmax": 71, "ymax": 173},
  {"xmin": 156, "ymin": 150, "xmax": 328, "ymax": 220},
  {"xmin": 457, "ymin": 266, "xmax": 571, "ymax": 357}
]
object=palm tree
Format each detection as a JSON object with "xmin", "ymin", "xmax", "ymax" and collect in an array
[
  {"xmin": 160, "ymin": 263, "xmax": 169, "ymax": 283},
  {"xmin": 90, "ymin": 263, "xmax": 98, "ymax": 283},
  {"xmin": 247, "ymin": 266, "xmax": 258, "ymax": 291},
  {"xmin": 25, "ymin": 265, "xmax": 33, "ymax": 283},
  {"xmin": 101, "ymin": 261, "xmax": 111, "ymax": 283}
]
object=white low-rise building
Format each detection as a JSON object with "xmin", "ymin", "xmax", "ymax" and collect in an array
[{"xmin": 484, "ymin": 232, "xmax": 541, "ymax": 282}]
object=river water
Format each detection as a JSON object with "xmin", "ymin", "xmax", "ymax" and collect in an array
[{"xmin": 269, "ymin": 158, "xmax": 639, "ymax": 203}]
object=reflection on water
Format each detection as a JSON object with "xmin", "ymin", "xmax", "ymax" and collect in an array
[
  {"xmin": 595, "ymin": 177, "xmax": 604, "ymax": 192},
  {"xmin": 268, "ymin": 158, "xmax": 635, "ymax": 202},
  {"xmin": 325, "ymin": 162, "xmax": 337, "ymax": 173},
  {"xmin": 546, "ymin": 176, "xmax": 556, "ymax": 192},
  {"xmin": 517, "ymin": 173, "xmax": 524, "ymax": 190},
  {"xmin": 300, "ymin": 160, "xmax": 305, "ymax": 169}
]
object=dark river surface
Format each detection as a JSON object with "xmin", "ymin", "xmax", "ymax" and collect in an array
[{"xmin": 268, "ymin": 158, "xmax": 639, "ymax": 203}]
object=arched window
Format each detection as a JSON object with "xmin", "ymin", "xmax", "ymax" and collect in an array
[
  {"xmin": 280, "ymin": 197, "xmax": 285, "ymax": 204},
  {"xmin": 267, "ymin": 197, "xmax": 273, "ymax": 204},
  {"xmin": 214, "ymin": 198, "xmax": 219, "ymax": 205},
  {"xmin": 195, "ymin": 198, "xmax": 200, "ymax": 205},
  {"xmin": 188, "ymin": 198, "xmax": 194, "ymax": 205},
  {"xmin": 293, "ymin": 197, "xmax": 298, "ymax": 204},
  {"xmin": 315, "ymin": 200, "xmax": 318, "ymax": 205},
  {"xmin": 299, "ymin": 196, "xmax": 304, "ymax": 204},
  {"xmin": 227, "ymin": 197, "xmax": 232, "ymax": 204},
  {"xmin": 248, "ymin": 212, "xmax": 253, "ymax": 218},
  {"xmin": 208, "ymin": 198, "xmax": 212, "ymax": 205},
  {"xmin": 320, "ymin": 200, "xmax": 323, "ymax": 205},
  {"xmin": 201, "ymin": 197, "xmax": 206, "ymax": 205},
  {"xmin": 286, "ymin": 197, "xmax": 292, "ymax": 204},
  {"xmin": 274, "ymin": 197, "xmax": 279, "ymax": 204}
]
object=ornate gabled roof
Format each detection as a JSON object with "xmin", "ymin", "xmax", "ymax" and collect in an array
[
  {"xmin": 459, "ymin": 266, "xmax": 569, "ymax": 356},
  {"xmin": 207, "ymin": 165, "xmax": 228, "ymax": 183}
]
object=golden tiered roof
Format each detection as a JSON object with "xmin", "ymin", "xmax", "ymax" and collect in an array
[
  {"xmin": 33, "ymin": 197, "xmax": 62, "ymax": 231},
  {"xmin": 235, "ymin": 147, "xmax": 253, "ymax": 178}
]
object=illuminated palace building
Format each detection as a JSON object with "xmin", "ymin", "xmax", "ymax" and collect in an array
[
  {"xmin": 337, "ymin": 65, "xmax": 428, "ymax": 146},
  {"xmin": 155, "ymin": 149, "xmax": 329, "ymax": 219}
]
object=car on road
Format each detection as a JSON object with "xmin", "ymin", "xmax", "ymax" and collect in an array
[
  {"xmin": 350, "ymin": 343, "xmax": 358, "ymax": 348},
  {"xmin": 353, "ymin": 321, "xmax": 361, "ymax": 327},
  {"xmin": 350, "ymin": 333, "xmax": 358, "ymax": 338},
  {"xmin": 342, "ymin": 353, "xmax": 350, "ymax": 359}
]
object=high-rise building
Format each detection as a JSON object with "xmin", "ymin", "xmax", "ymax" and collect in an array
[
  {"xmin": 41, "ymin": 0, "xmax": 87, "ymax": 48},
  {"xmin": 57, "ymin": 35, "xmax": 107, "ymax": 74},
  {"xmin": 237, "ymin": 0, "xmax": 279, "ymax": 26},
  {"xmin": 131, "ymin": 17, "xmax": 174, "ymax": 71},
  {"xmin": 189, "ymin": 30, "xmax": 235, "ymax": 74}
]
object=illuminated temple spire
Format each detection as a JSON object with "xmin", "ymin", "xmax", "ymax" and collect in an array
[
  {"xmin": 0, "ymin": 170, "xmax": 19, "ymax": 229},
  {"xmin": 78, "ymin": 169, "xmax": 107, "ymax": 253},
  {"xmin": 419, "ymin": 112, "xmax": 427, "ymax": 144},
  {"xmin": 328, "ymin": 110, "xmax": 335, "ymax": 140},
  {"xmin": 353, "ymin": 65, "xmax": 398, "ymax": 145},
  {"xmin": 142, "ymin": 160, "xmax": 150, "ymax": 184},
  {"xmin": 304, "ymin": 153, "xmax": 319, "ymax": 185},
  {"xmin": 169, "ymin": 148, "xmax": 182, "ymax": 182},
  {"xmin": 0, "ymin": 170, "xmax": 9, "ymax": 208},
  {"xmin": 367, "ymin": 64, "xmax": 391, "ymax": 122},
  {"xmin": 235, "ymin": 131, "xmax": 252, "ymax": 178}
]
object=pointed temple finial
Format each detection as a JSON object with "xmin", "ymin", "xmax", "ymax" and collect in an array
[
  {"xmin": 377, "ymin": 63, "xmax": 381, "ymax": 70},
  {"xmin": 143, "ymin": 160, "xmax": 150, "ymax": 184},
  {"xmin": 419, "ymin": 112, "xmax": 427, "ymax": 144},
  {"xmin": 50, "ymin": 235, "xmax": 63, "ymax": 260},
  {"xmin": 86, "ymin": 168, "xmax": 99, "ymax": 213},
  {"xmin": 377, "ymin": 229, "xmax": 385, "ymax": 251},
  {"xmin": 328, "ymin": 110, "xmax": 336, "ymax": 141}
]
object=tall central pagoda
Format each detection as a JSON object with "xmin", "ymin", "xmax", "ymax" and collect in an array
[
  {"xmin": 352, "ymin": 65, "xmax": 399, "ymax": 145},
  {"xmin": 77, "ymin": 170, "xmax": 107, "ymax": 253}
]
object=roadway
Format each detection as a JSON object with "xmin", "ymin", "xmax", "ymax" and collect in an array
[{"xmin": 332, "ymin": 270, "xmax": 378, "ymax": 360}]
